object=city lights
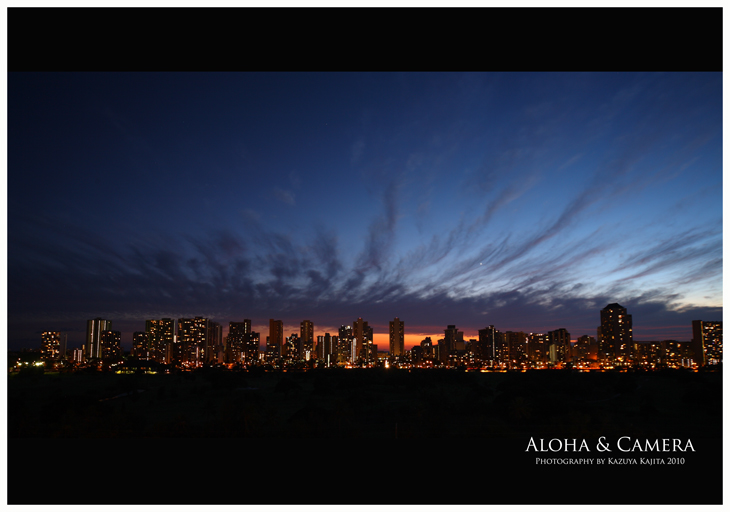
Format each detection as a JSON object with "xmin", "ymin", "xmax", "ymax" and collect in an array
[{"xmin": 21, "ymin": 304, "xmax": 721, "ymax": 373}]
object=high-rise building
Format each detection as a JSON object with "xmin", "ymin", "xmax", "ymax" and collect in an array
[
  {"xmin": 132, "ymin": 331, "xmax": 150, "ymax": 360},
  {"xmin": 60, "ymin": 333, "xmax": 67, "ymax": 360},
  {"xmin": 41, "ymin": 331, "xmax": 62, "ymax": 361},
  {"xmin": 300, "ymin": 320, "xmax": 314, "ymax": 358},
  {"xmin": 494, "ymin": 331, "xmax": 509, "ymax": 366},
  {"xmin": 329, "ymin": 335, "xmax": 339, "ymax": 363},
  {"xmin": 389, "ymin": 317, "xmax": 404, "ymax": 358},
  {"xmin": 178, "ymin": 317, "xmax": 210, "ymax": 365},
  {"xmin": 573, "ymin": 335, "xmax": 596, "ymax": 364},
  {"xmin": 146, "ymin": 318, "xmax": 175, "ymax": 363},
  {"xmin": 285, "ymin": 333, "xmax": 300, "ymax": 361},
  {"xmin": 353, "ymin": 318, "xmax": 366, "ymax": 359},
  {"xmin": 100, "ymin": 330, "xmax": 122, "ymax": 361},
  {"xmin": 316, "ymin": 335, "xmax": 325, "ymax": 359},
  {"xmin": 420, "ymin": 337, "xmax": 434, "ymax": 361},
  {"xmin": 410, "ymin": 344, "xmax": 423, "ymax": 363},
  {"xmin": 86, "ymin": 318, "xmax": 112, "ymax": 360},
  {"xmin": 228, "ymin": 319, "xmax": 252, "ymax": 364},
  {"xmin": 268, "ymin": 319, "xmax": 284, "ymax": 360},
  {"xmin": 444, "ymin": 325, "xmax": 464, "ymax": 351},
  {"xmin": 442, "ymin": 325, "xmax": 464, "ymax": 363},
  {"xmin": 72, "ymin": 347, "xmax": 84, "ymax": 364},
  {"xmin": 505, "ymin": 331, "xmax": 528, "ymax": 368},
  {"xmin": 208, "ymin": 321, "xmax": 223, "ymax": 363},
  {"xmin": 633, "ymin": 340, "xmax": 663, "ymax": 367},
  {"xmin": 663, "ymin": 340, "xmax": 694, "ymax": 368},
  {"xmin": 294, "ymin": 333, "xmax": 306, "ymax": 360},
  {"xmin": 476, "ymin": 326, "xmax": 499, "ymax": 365},
  {"xmin": 338, "ymin": 325, "xmax": 354, "ymax": 363},
  {"xmin": 527, "ymin": 332, "xmax": 548, "ymax": 366},
  {"xmin": 692, "ymin": 320, "xmax": 723, "ymax": 366},
  {"xmin": 546, "ymin": 328, "xmax": 571, "ymax": 365},
  {"xmin": 317, "ymin": 333, "xmax": 335, "ymax": 365},
  {"xmin": 246, "ymin": 331, "xmax": 260, "ymax": 363},
  {"xmin": 353, "ymin": 318, "xmax": 373, "ymax": 362},
  {"xmin": 598, "ymin": 303, "xmax": 633, "ymax": 365}
]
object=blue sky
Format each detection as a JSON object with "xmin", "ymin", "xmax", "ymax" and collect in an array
[{"xmin": 7, "ymin": 72, "xmax": 722, "ymax": 349}]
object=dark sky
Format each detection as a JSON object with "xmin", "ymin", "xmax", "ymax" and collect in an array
[{"xmin": 7, "ymin": 72, "xmax": 723, "ymax": 350}]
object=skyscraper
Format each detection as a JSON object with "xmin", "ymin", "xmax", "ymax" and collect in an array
[
  {"xmin": 527, "ymin": 332, "xmax": 548, "ymax": 366},
  {"xmin": 86, "ymin": 318, "xmax": 112, "ymax": 360},
  {"xmin": 476, "ymin": 325, "xmax": 499, "ymax": 365},
  {"xmin": 228, "ymin": 319, "xmax": 252, "ymax": 363},
  {"xmin": 285, "ymin": 333, "xmax": 300, "ymax": 361},
  {"xmin": 546, "ymin": 328, "xmax": 571, "ymax": 365},
  {"xmin": 41, "ymin": 331, "xmax": 62, "ymax": 361},
  {"xmin": 178, "ymin": 317, "xmax": 210, "ymax": 365},
  {"xmin": 208, "ymin": 321, "xmax": 223, "ymax": 363},
  {"xmin": 338, "ymin": 325, "xmax": 354, "ymax": 363},
  {"xmin": 100, "ymin": 330, "xmax": 122, "ymax": 361},
  {"xmin": 146, "ymin": 318, "xmax": 175, "ymax": 363},
  {"xmin": 132, "ymin": 331, "xmax": 150, "ymax": 360},
  {"xmin": 268, "ymin": 319, "xmax": 284, "ymax": 360},
  {"xmin": 598, "ymin": 303, "xmax": 633, "ymax": 365},
  {"xmin": 692, "ymin": 320, "xmax": 723, "ymax": 366},
  {"xmin": 300, "ymin": 320, "xmax": 314, "ymax": 359},
  {"xmin": 317, "ymin": 333, "xmax": 335, "ymax": 365},
  {"xmin": 389, "ymin": 317, "xmax": 405, "ymax": 358},
  {"xmin": 505, "ymin": 331, "xmax": 529, "ymax": 367},
  {"xmin": 442, "ymin": 325, "xmax": 464, "ymax": 363},
  {"xmin": 420, "ymin": 337, "xmax": 433, "ymax": 362},
  {"xmin": 247, "ymin": 331, "xmax": 260, "ymax": 363},
  {"xmin": 353, "ymin": 318, "xmax": 373, "ymax": 362}
]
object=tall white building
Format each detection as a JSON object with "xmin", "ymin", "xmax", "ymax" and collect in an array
[{"xmin": 86, "ymin": 318, "xmax": 112, "ymax": 360}]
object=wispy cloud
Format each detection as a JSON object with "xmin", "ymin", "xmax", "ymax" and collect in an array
[
  {"xmin": 273, "ymin": 187, "xmax": 296, "ymax": 205},
  {"xmin": 7, "ymin": 73, "xmax": 722, "ymax": 350},
  {"xmin": 350, "ymin": 138, "xmax": 365, "ymax": 166}
]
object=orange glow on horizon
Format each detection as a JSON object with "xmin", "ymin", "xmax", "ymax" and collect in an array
[
  {"xmin": 373, "ymin": 332, "xmax": 472, "ymax": 352},
  {"xmin": 244, "ymin": 323, "xmax": 484, "ymax": 353}
]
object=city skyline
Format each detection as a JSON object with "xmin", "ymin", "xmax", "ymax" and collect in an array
[
  {"xmin": 30, "ymin": 302, "xmax": 721, "ymax": 372},
  {"xmin": 8, "ymin": 72, "xmax": 722, "ymax": 351},
  {"xmin": 26, "ymin": 305, "xmax": 722, "ymax": 358}
]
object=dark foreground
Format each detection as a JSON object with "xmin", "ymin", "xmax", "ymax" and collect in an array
[{"xmin": 8, "ymin": 368, "xmax": 722, "ymax": 504}]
